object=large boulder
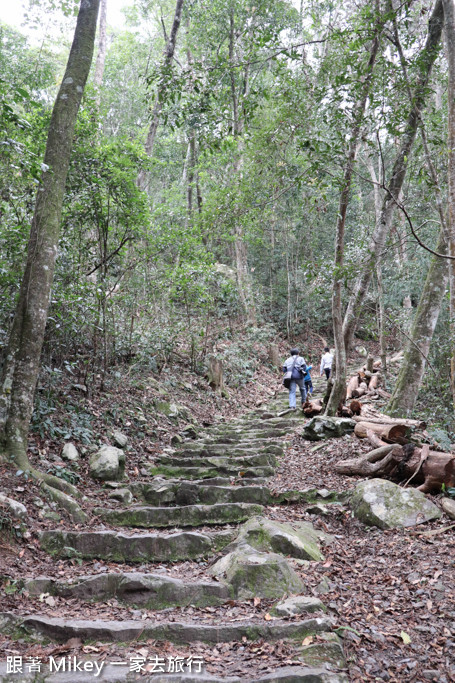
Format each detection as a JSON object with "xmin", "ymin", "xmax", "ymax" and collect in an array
[
  {"xmin": 303, "ymin": 417, "xmax": 355, "ymax": 441},
  {"xmin": 209, "ymin": 544, "xmax": 303, "ymax": 599},
  {"xmin": 89, "ymin": 445, "xmax": 125, "ymax": 481},
  {"xmin": 351, "ymin": 479, "xmax": 441, "ymax": 529},
  {"xmin": 237, "ymin": 516, "xmax": 325, "ymax": 561}
]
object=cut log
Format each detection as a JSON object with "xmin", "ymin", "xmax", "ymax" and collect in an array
[
  {"xmin": 376, "ymin": 388, "xmax": 391, "ymax": 399},
  {"xmin": 346, "ymin": 375, "xmax": 359, "ymax": 400},
  {"xmin": 368, "ymin": 373, "xmax": 380, "ymax": 391},
  {"xmin": 354, "ymin": 421, "xmax": 409, "ymax": 443},
  {"xmin": 355, "ymin": 382, "xmax": 368, "ymax": 398},
  {"xmin": 366, "ymin": 355, "xmax": 374, "ymax": 373},
  {"xmin": 389, "ymin": 350, "xmax": 404, "ymax": 363},
  {"xmin": 337, "ymin": 436, "xmax": 455, "ymax": 494},
  {"xmin": 302, "ymin": 399, "xmax": 323, "ymax": 417},
  {"xmin": 335, "ymin": 444, "xmax": 396, "ymax": 475},
  {"xmin": 349, "ymin": 400, "xmax": 362, "ymax": 416},
  {"xmin": 352, "ymin": 414, "xmax": 426, "ymax": 429}
]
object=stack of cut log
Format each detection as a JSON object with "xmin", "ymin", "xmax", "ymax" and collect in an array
[
  {"xmin": 335, "ymin": 421, "xmax": 455, "ymax": 493},
  {"xmin": 302, "ymin": 397, "xmax": 323, "ymax": 417},
  {"xmin": 346, "ymin": 357, "xmax": 382, "ymax": 401}
]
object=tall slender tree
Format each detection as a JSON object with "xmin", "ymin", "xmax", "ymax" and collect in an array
[
  {"xmin": 443, "ymin": 0, "xmax": 455, "ymax": 408},
  {"xmin": 137, "ymin": 0, "xmax": 185, "ymax": 191},
  {"xmin": 342, "ymin": 0, "xmax": 444, "ymax": 352},
  {"xmin": 0, "ymin": 0, "xmax": 101, "ymax": 475},
  {"xmin": 325, "ymin": 1, "xmax": 383, "ymax": 415}
]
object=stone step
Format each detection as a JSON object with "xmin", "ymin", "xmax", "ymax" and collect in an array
[
  {"xmin": 130, "ymin": 481, "xmax": 334, "ymax": 507},
  {"xmin": 200, "ymin": 427, "xmax": 290, "ymax": 440},
  {"xmin": 23, "ymin": 571, "xmax": 231, "ymax": 609},
  {"xmin": 155, "ymin": 453, "xmax": 277, "ymax": 468},
  {"xmin": 39, "ymin": 528, "xmax": 235, "ymax": 562},
  {"xmin": 0, "ymin": 662, "xmax": 348, "ymax": 683},
  {"xmin": 128, "ymin": 479, "xmax": 269, "ymax": 505},
  {"xmin": 94, "ymin": 503, "xmax": 264, "ymax": 528},
  {"xmin": 1, "ymin": 611, "xmax": 333, "ymax": 645},
  {"xmin": 173, "ymin": 443, "xmax": 283, "ymax": 455},
  {"xmin": 149, "ymin": 465, "xmax": 275, "ymax": 480}
]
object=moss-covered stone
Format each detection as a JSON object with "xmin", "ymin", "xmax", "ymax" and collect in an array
[
  {"xmin": 156, "ymin": 453, "xmax": 276, "ymax": 468},
  {"xmin": 23, "ymin": 572, "xmax": 232, "ymax": 609},
  {"xmin": 39, "ymin": 528, "xmax": 235, "ymax": 562},
  {"xmin": 298, "ymin": 633, "xmax": 346, "ymax": 670},
  {"xmin": 272, "ymin": 596, "xmax": 326, "ymax": 617},
  {"xmin": 209, "ymin": 544, "xmax": 304, "ymax": 599},
  {"xmin": 350, "ymin": 479, "xmax": 441, "ymax": 529},
  {"xmin": 149, "ymin": 464, "xmax": 274, "ymax": 479},
  {"xmin": 237, "ymin": 516, "xmax": 325, "ymax": 561},
  {"xmin": 303, "ymin": 417, "xmax": 355, "ymax": 442},
  {"xmin": 94, "ymin": 502, "xmax": 264, "ymax": 528}
]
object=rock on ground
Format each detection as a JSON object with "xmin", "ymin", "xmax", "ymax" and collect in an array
[
  {"xmin": 350, "ymin": 478, "xmax": 441, "ymax": 529},
  {"xmin": 89, "ymin": 445, "xmax": 125, "ymax": 481}
]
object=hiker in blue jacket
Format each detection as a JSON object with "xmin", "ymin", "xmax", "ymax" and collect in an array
[
  {"xmin": 282, "ymin": 348, "xmax": 307, "ymax": 409},
  {"xmin": 303, "ymin": 364, "xmax": 313, "ymax": 398}
]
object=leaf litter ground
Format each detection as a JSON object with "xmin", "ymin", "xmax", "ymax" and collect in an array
[{"xmin": 1, "ymin": 345, "xmax": 454, "ymax": 681}]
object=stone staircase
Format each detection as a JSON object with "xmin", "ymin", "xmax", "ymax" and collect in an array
[{"xmin": 0, "ymin": 378, "xmax": 348, "ymax": 682}]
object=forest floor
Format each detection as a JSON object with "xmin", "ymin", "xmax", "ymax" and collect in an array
[{"xmin": 0, "ymin": 336, "xmax": 454, "ymax": 682}]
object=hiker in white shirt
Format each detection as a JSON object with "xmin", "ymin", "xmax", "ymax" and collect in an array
[{"xmin": 320, "ymin": 347, "xmax": 333, "ymax": 380}]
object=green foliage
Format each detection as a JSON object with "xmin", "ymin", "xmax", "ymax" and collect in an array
[
  {"xmin": 0, "ymin": 0, "xmax": 452, "ymax": 443},
  {"xmin": 46, "ymin": 465, "xmax": 81, "ymax": 486}
]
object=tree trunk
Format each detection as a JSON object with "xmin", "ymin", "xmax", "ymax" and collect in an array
[
  {"xmin": 93, "ymin": 0, "xmax": 107, "ymax": 95},
  {"xmin": 268, "ymin": 344, "xmax": 281, "ymax": 370},
  {"xmin": 137, "ymin": 0, "xmax": 185, "ymax": 191},
  {"xmin": 0, "ymin": 0, "xmax": 100, "ymax": 468},
  {"xmin": 207, "ymin": 356, "xmax": 225, "ymax": 395},
  {"xmin": 228, "ymin": 10, "xmax": 256, "ymax": 324},
  {"xmin": 342, "ymin": 0, "xmax": 444, "ymax": 352},
  {"xmin": 325, "ymin": 6, "xmax": 382, "ymax": 415},
  {"xmin": 443, "ymin": 0, "xmax": 455, "ymax": 409},
  {"xmin": 386, "ymin": 229, "xmax": 448, "ymax": 416}
]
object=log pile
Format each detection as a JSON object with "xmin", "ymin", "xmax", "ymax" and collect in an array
[
  {"xmin": 335, "ymin": 428, "xmax": 455, "ymax": 493},
  {"xmin": 331, "ymin": 351, "xmax": 452, "ymax": 493},
  {"xmin": 302, "ymin": 398, "xmax": 323, "ymax": 417},
  {"xmin": 346, "ymin": 364, "xmax": 382, "ymax": 400}
]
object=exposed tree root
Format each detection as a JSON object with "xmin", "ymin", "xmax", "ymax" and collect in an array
[{"xmin": 40, "ymin": 483, "xmax": 88, "ymax": 524}]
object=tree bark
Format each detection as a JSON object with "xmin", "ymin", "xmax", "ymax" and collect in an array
[
  {"xmin": 137, "ymin": 0, "xmax": 185, "ymax": 190},
  {"xmin": 342, "ymin": 0, "xmax": 444, "ymax": 352},
  {"xmin": 0, "ymin": 0, "xmax": 100, "ymax": 468},
  {"xmin": 325, "ymin": 4, "xmax": 382, "ymax": 415},
  {"xmin": 443, "ymin": 0, "xmax": 455, "ymax": 409}
]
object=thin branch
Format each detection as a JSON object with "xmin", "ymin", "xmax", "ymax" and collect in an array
[{"xmin": 86, "ymin": 233, "xmax": 133, "ymax": 276}]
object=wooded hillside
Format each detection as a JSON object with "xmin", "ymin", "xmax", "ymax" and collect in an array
[{"xmin": 0, "ymin": 1, "xmax": 455, "ymax": 681}]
